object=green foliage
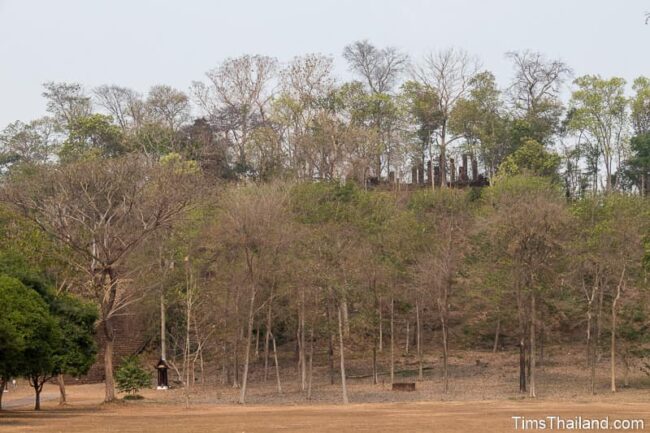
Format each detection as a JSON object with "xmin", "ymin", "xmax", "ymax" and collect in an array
[
  {"xmin": 498, "ymin": 139, "xmax": 561, "ymax": 180},
  {"xmin": 399, "ymin": 80, "xmax": 443, "ymax": 153},
  {"xmin": 115, "ymin": 356, "xmax": 151, "ymax": 396},
  {"xmin": 59, "ymin": 114, "xmax": 125, "ymax": 162},
  {"xmin": 0, "ymin": 275, "xmax": 60, "ymax": 382},
  {"xmin": 0, "ymin": 230, "xmax": 97, "ymax": 384},
  {"xmin": 632, "ymin": 76, "xmax": 650, "ymax": 135},
  {"xmin": 50, "ymin": 294, "xmax": 98, "ymax": 377}
]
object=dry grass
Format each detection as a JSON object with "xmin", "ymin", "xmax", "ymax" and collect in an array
[{"xmin": 2, "ymin": 347, "xmax": 650, "ymax": 432}]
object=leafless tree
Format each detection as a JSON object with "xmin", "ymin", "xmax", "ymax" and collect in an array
[
  {"xmin": 93, "ymin": 85, "xmax": 146, "ymax": 131},
  {"xmin": 413, "ymin": 48, "xmax": 480, "ymax": 187},
  {"xmin": 42, "ymin": 82, "xmax": 92, "ymax": 129},
  {"xmin": 343, "ymin": 40, "xmax": 408, "ymax": 94},
  {"xmin": 192, "ymin": 55, "xmax": 278, "ymax": 170}
]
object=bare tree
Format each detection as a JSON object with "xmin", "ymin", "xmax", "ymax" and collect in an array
[
  {"xmin": 192, "ymin": 55, "xmax": 278, "ymax": 170},
  {"xmin": 213, "ymin": 183, "xmax": 293, "ymax": 404},
  {"xmin": 414, "ymin": 189, "xmax": 472, "ymax": 393},
  {"xmin": 93, "ymin": 85, "xmax": 146, "ymax": 131},
  {"xmin": 42, "ymin": 82, "xmax": 92, "ymax": 129},
  {"xmin": 506, "ymin": 51, "xmax": 571, "ymax": 144},
  {"xmin": 0, "ymin": 155, "xmax": 195, "ymax": 402},
  {"xmin": 413, "ymin": 48, "xmax": 480, "ymax": 187},
  {"xmin": 343, "ymin": 40, "xmax": 408, "ymax": 94},
  {"xmin": 146, "ymin": 85, "xmax": 191, "ymax": 133}
]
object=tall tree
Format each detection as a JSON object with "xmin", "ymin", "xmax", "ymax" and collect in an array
[
  {"xmin": 568, "ymin": 75, "xmax": 629, "ymax": 192},
  {"xmin": 0, "ymin": 155, "xmax": 195, "ymax": 402},
  {"xmin": 413, "ymin": 48, "xmax": 480, "ymax": 187},
  {"xmin": 192, "ymin": 55, "xmax": 278, "ymax": 174},
  {"xmin": 505, "ymin": 51, "xmax": 570, "ymax": 146}
]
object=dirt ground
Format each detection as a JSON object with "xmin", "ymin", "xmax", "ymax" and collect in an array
[
  {"xmin": 2, "ymin": 348, "xmax": 650, "ymax": 432},
  {"xmin": 2, "ymin": 385, "xmax": 649, "ymax": 433}
]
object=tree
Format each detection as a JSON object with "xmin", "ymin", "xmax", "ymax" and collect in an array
[
  {"xmin": 568, "ymin": 76, "xmax": 629, "ymax": 193},
  {"xmin": 483, "ymin": 176, "xmax": 570, "ymax": 397},
  {"xmin": 212, "ymin": 183, "xmax": 294, "ymax": 404},
  {"xmin": 0, "ymin": 276, "xmax": 52, "ymax": 410},
  {"xmin": 449, "ymin": 71, "xmax": 508, "ymax": 179},
  {"xmin": 399, "ymin": 81, "xmax": 443, "ymax": 179},
  {"xmin": 192, "ymin": 55, "xmax": 278, "ymax": 173},
  {"xmin": 0, "ymin": 275, "xmax": 61, "ymax": 410},
  {"xmin": 274, "ymin": 54, "xmax": 336, "ymax": 178},
  {"xmin": 411, "ymin": 188, "xmax": 473, "ymax": 392},
  {"xmin": 413, "ymin": 48, "xmax": 480, "ymax": 187},
  {"xmin": 0, "ymin": 118, "xmax": 57, "ymax": 170},
  {"xmin": 506, "ymin": 51, "xmax": 570, "ymax": 146},
  {"xmin": 631, "ymin": 77, "xmax": 650, "ymax": 135},
  {"xmin": 498, "ymin": 139, "xmax": 561, "ymax": 180},
  {"xmin": 146, "ymin": 85, "xmax": 191, "ymax": 134},
  {"xmin": 50, "ymin": 293, "xmax": 98, "ymax": 405},
  {"xmin": 93, "ymin": 85, "xmax": 146, "ymax": 132},
  {"xmin": 115, "ymin": 356, "xmax": 151, "ymax": 397},
  {"xmin": 623, "ymin": 133, "xmax": 650, "ymax": 195},
  {"xmin": 1, "ymin": 155, "xmax": 195, "ymax": 402},
  {"xmin": 42, "ymin": 82, "xmax": 92, "ymax": 130},
  {"xmin": 343, "ymin": 40, "xmax": 408, "ymax": 95},
  {"xmin": 58, "ymin": 114, "xmax": 125, "ymax": 162}
]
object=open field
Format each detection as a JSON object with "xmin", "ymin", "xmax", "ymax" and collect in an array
[
  {"xmin": 3, "ymin": 348, "xmax": 650, "ymax": 432},
  {"xmin": 2, "ymin": 385, "xmax": 650, "ymax": 433}
]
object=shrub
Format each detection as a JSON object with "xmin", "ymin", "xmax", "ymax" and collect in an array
[{"xmin": 115, "ymin": 356, "xmax": 151, "ymax": 397}]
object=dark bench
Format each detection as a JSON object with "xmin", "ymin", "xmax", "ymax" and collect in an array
[{"xmin": 392, "ymin": 382, "xmax": 416, "ymax": 391}]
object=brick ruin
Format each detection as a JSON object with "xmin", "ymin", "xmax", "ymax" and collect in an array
[
  {"xmin": 80, "ymin": 312, "xmax": 150, "ymax": 383},
  {"xmin": 405, "ymin": 154, "xmax": 489, "ymax": 188}
]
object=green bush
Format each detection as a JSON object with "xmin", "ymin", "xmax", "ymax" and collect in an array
[{"xmin": 115, "ymin": 356, "xmax": 151, "ymax": 396}]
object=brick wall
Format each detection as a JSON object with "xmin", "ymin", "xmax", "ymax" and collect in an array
[{"xmin": 82, "ymin": 312, "xmax": 150, "ymax": 383}]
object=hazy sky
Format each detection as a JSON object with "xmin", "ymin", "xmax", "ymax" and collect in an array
[{"xmin": 0, "ymin": 0, "xmax": 648, "ymax": 127}]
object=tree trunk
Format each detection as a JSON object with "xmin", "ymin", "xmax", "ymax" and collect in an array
[
  {"xmin": 34, "ymin": 383, "xmax": 41, "ymax": 411},
  {"xmin": 271, "ymin": 333, "xmax": 282, "ymax": 394},
  {"xmin": 519, "ymin": 338, "xmax": 526, "ymax": 393},
  {"xmin": 161, "ymin": 292, "xmax": 166, "ymax": 361},
  {"xmin": 529, "ymin": 294, "xmax": 537, "ymax": 398},
  {"xmin": 405, "ymin": 320, "xmax": 410, "ymax": 354},
  {"xmin": 307, "ymin": 328, "xmax": 314, "ymax": 400},
  {"xmin": 441, "ymin": 317, "xmax": 449, "ymax": 393},
  {"xmin": 338, "ymin": 305, "xmax": 349, "ymax": 404},
  {"xmin": 390, "ymin": 298, "xmax": 395, "ymax": 385},
  {"xmin": 238, "ymin": 286, "xmax": 257, "ymax": 404},
  {"xmin": 254, "ymin": 325, "xmax": 260, "ymax": 361},
  {"xmin": 104, "ymin": 330, "xmax": 116, "ymax": 402},
  {"xmin": 342, "ymin": 301, "xmax": 350, "ymax": 337},
  {"xmin": 103, "ymin": 269, "xmax": 118, "ymax": 403},
  {"xmin": 326, "ymin": 302, "xmax": 335, "ymax": 385},
  {"xmin": 586, "ymin": 290, "xmax": 595, "ymax": 394},
  {"xmin": 264, "ymin": 300, "xmax": 272, "ymax": 382},
  {"xmin": 58, "ymin": 374, "xmax": 67, "ymax": 405},
  {"xmin": 184, "ymin": 266, "xmax": 193, "ymax": 408},
  {"xmin": 439, "ymin": 122, "xmax": 448, "ymax": 188},
  {"xmin": 378, "ymin": 297, "xmax": 383, "ymax": 352},
  {"xmin": 438, "ymin": 292, "xmax": 449, "ymax": 394},
  {"xmin": 596, "ymin": 284, "xmax": 604, "ymax": 362},
  {"xmin": 233, "ymin": 329, "xmax": 240, "ymax": 388},
  {"xmin": 300, "ymin": 289, "xmax": 306, "ymax": 391},
  {"xmin": 492, "ymin": 317, "xmax": 501, "ymax": 353},
  {"xmin": 0, "ymin": 377, "xmax": 6, "ymax": 410},
  {"xmin": 416, "ymin": 301, "xmax": 423, "ymax": 381},
  {"xmin": 372, "ymin": 286, "xmax": 378, "ymax": 385},
  {"xmin": 611, "ymin": 268, "xmax": 625, "ymax": 393},
  {"xmin": 537, "ymin": 310, "xmax": 544, "ymax": 369}
]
